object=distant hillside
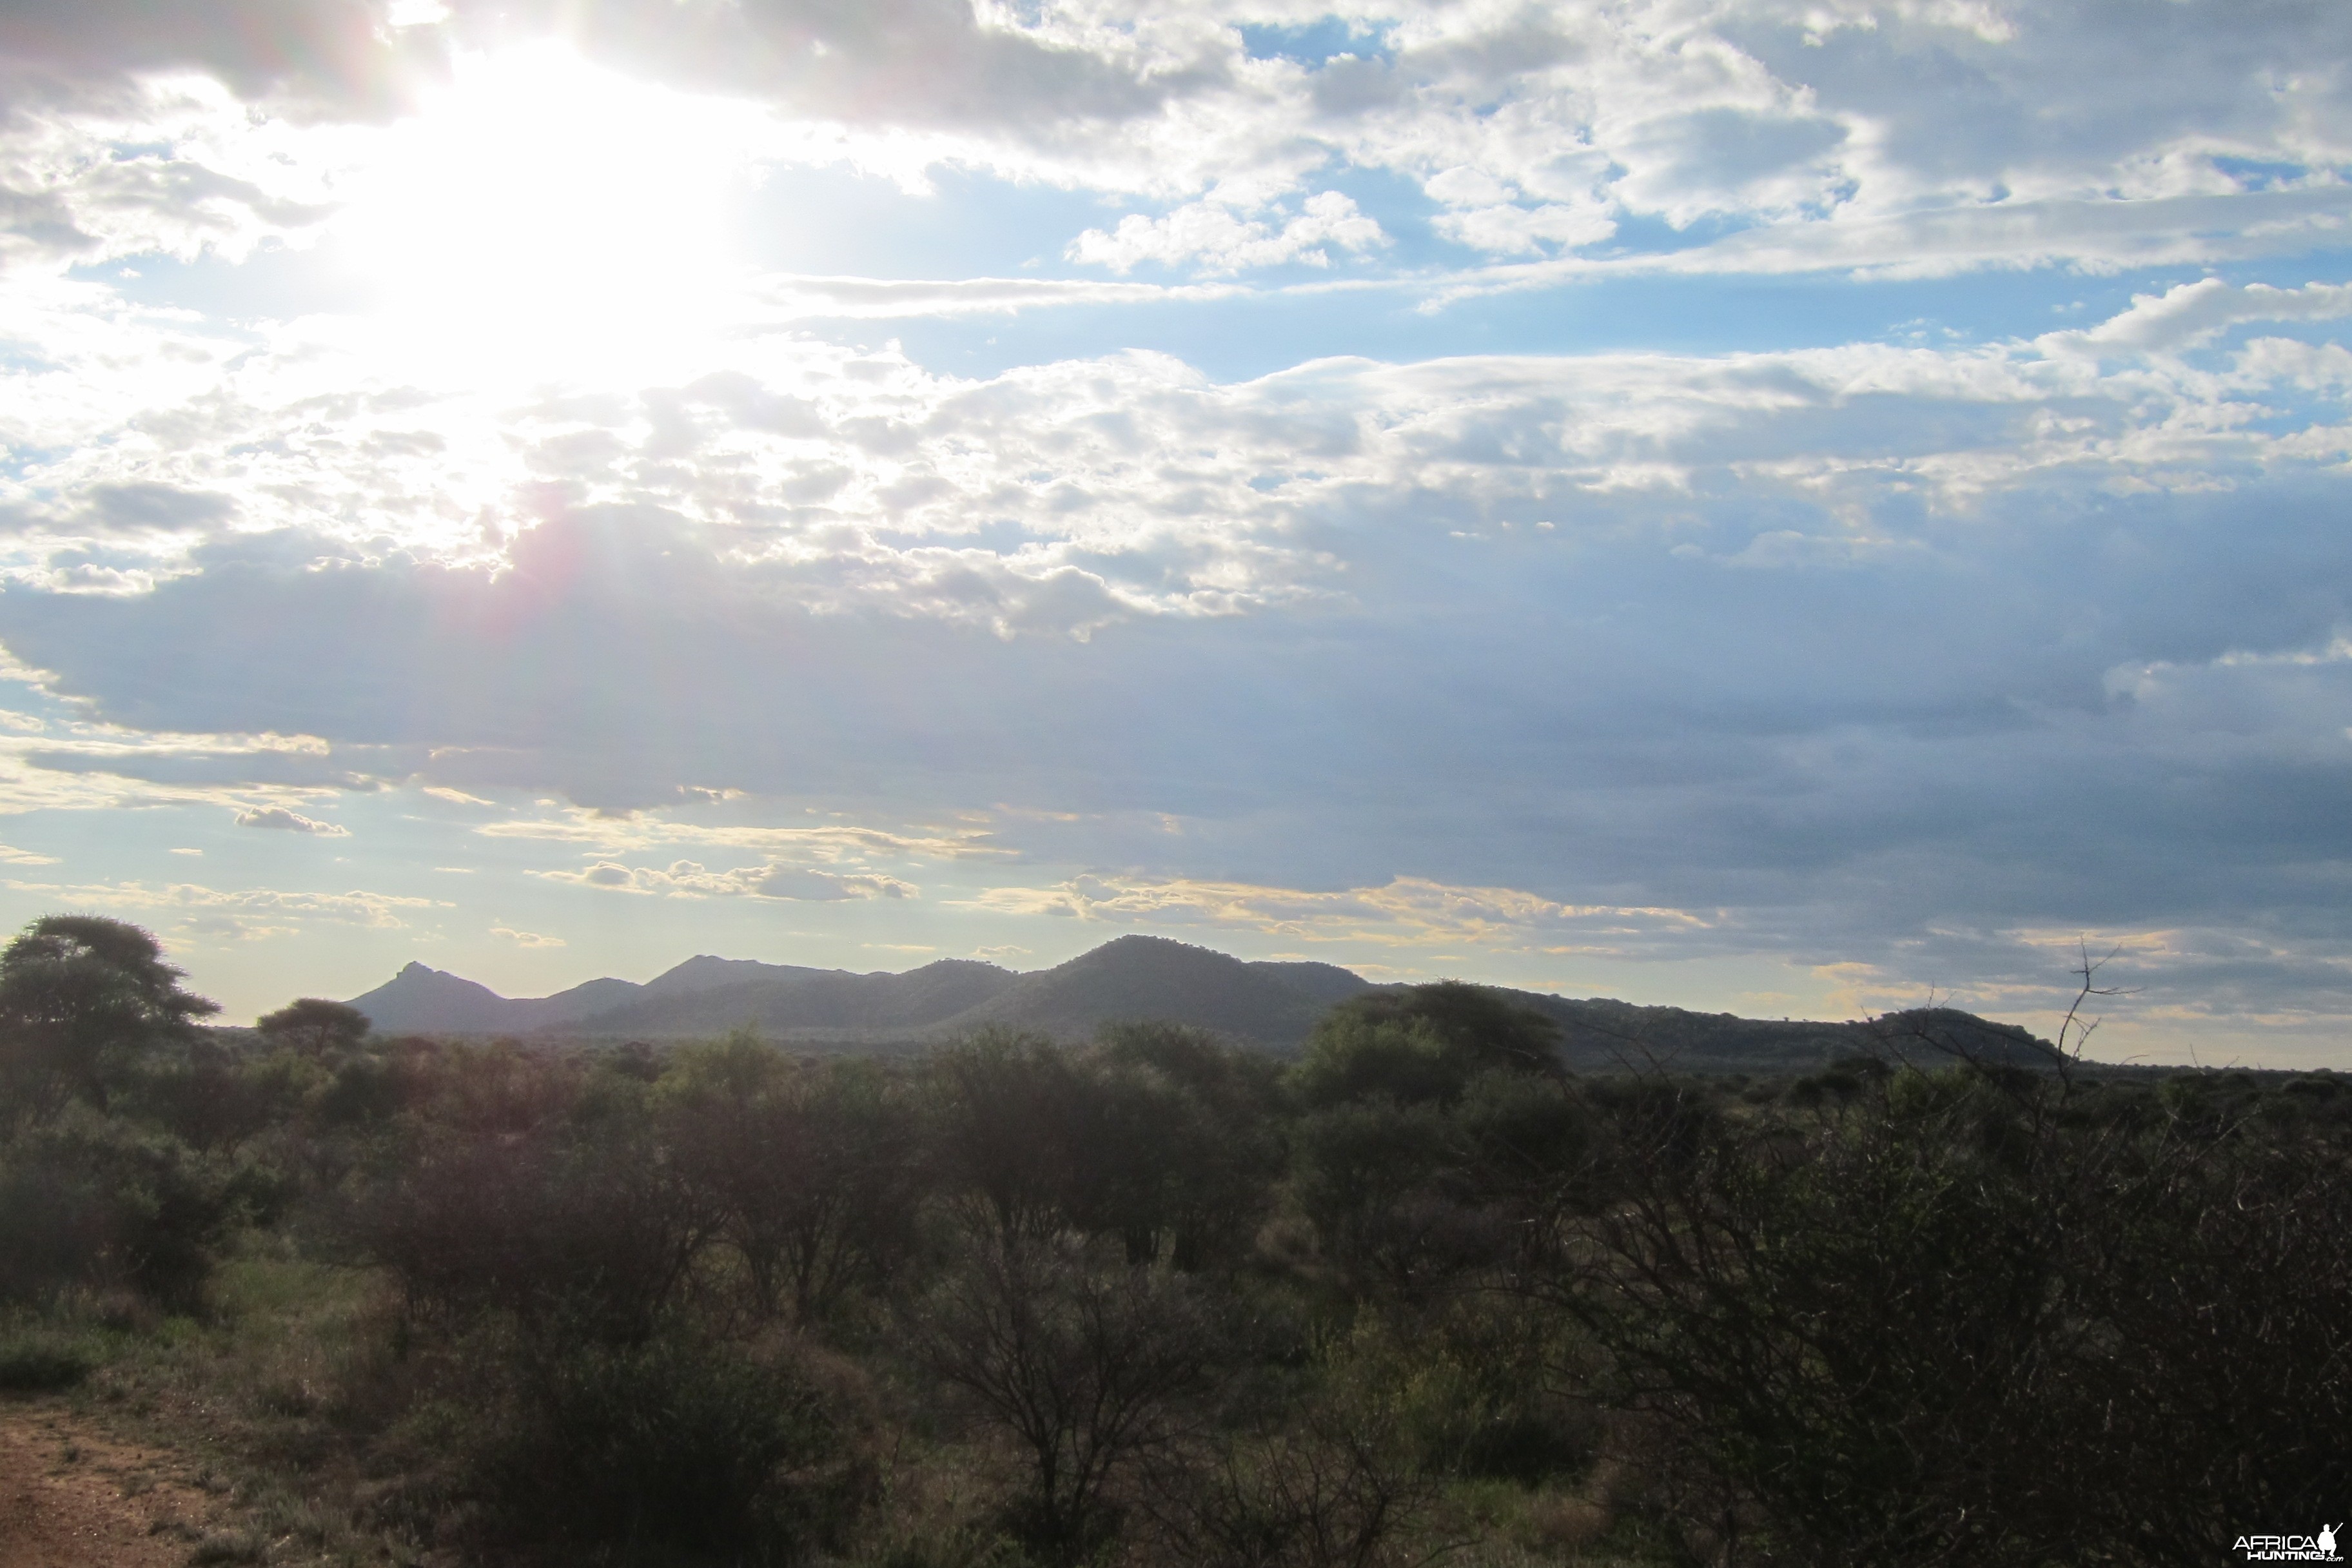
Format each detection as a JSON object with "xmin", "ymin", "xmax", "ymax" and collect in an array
[
  {"xmin": 346, "ymin": 936, "xmax": 2053, "ymax": 1070},
  {"xmin": 348, "ymin": 954, "xmax": 979, "ymax": 1039},
  {"xmin": 1516, "ymin": 995, "xmax": 2058, "ymax": 1073},
  {"xmin": 348, "ymin": 937, "xmax": 1361, "ymax": 1046},
  {"xmin": 342, "ymin": 962, "xmax": 627, "ymax": 1035},
  {"xmin": 579, "ymin": 959, "xmax": 1019, "ymax": 1039},
  {"xmin": 941, "ymin": 936, "xmax": 1371, "ymax": 1043}
]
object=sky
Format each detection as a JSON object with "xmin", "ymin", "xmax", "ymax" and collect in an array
[{"xmin": 0, "ymin": 0, "xmax": 2349, "ymax": 1064}]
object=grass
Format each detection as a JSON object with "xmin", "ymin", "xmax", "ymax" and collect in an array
[
  {"xmin": 0, "ymin": 1323, "xmax": 99, "ymax": 1391},
  {"xmin": 9, "ymin": 1238, "xmax": 1688, "ymax": 1568},
  {"xmin": 18, "ymin": 1237, "xmax": 435, "ymax": 1567}
]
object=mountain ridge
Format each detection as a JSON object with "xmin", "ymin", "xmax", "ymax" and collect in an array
[{"xmin": 345, "ymin": 936, "xmax": 2052, "ymax": 1070}]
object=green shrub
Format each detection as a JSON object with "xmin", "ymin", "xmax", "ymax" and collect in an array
[
  {"xmin": 474, "ymin": 1326, "xmax": 872, "ymax": 1563},
  {"xmin": 0, "ymin": 1323, "xmax": 96, "ymax": 1390},
  {"xmin": 0, "ymin": 1111, "xmax": 233, "ymax": 1311}
]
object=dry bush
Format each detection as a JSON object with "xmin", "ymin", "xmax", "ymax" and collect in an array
[
  {"xmin": 355, "ymin": 1121, "xmax": 704, "ymax": 1344},
  {"xmin": 913, "ymin": 1235, "xmax": 1225, "ymax": 1562},
  {"xmin": 1139, "ymin": 1407, "xmax": 1444, "ymax": 1568}
]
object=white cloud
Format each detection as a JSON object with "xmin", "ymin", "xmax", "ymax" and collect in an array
[
  {"xmin": 5, "ymin": 0, "xmax": 2337, "ymax": 292},
  {"xmin": 2044, "ymin": 278, "xmax": 2352, "ymax": 357},
  {"xmin": 1431, "ymin": 201, "xmax": 1616, "ymax": 256},
  {"xmin": 235, "ymin": 806, "xmax": 349, "ymax": 836},
  {"xmin": 960, "ymin": 874, "xmax": 1714, "ymax": 957},
  {"xmin": 14, "ymin": 288, "xmax": 2338, "ymax": 654},
  {"xmin": 478, "ymin": 807, "xmax": 995, "ymax": 861},
  {"xmin": 491, "ymin": 924, "xmax": 565, "ymax": 946},
  {"xmin": 0, "ymin": 72, "xmax": 346, "ymax": 275},
  {"xmin": 0, "ymin": 877, "xmax": 443, "ymax": 929},
  {"xmin": 534, "ymin": 858, "xmax": 918, "ymax": 901},
  {"xmin": 750, "ymin": 271, "xmax": 1247, "ymax": 320},
  {"xmin": 1070, "ymin": 191, "xmax": 1386, "ymax": 273}
]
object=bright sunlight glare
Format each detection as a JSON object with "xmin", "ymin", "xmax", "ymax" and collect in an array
[{"xmin": 337, "ymin": 46, "xmax": 759, "ymax": 384}]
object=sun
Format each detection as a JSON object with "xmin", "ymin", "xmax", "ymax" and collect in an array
[{"xmin": 337, "ymin": 46, "xmax": 760, "ymax": 384}]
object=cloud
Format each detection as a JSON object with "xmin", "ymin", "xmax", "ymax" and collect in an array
[
  {"xmin": 534, "ymin": 858, "xmax": 918, "ymax": 901},
  {"xmin": 752, "ymin": 866, "xmax": 917, "ymax": 901},
  {"xmin": 2044, "ymin": 279, "xmax": 2352, "ymax": 357},
  {"xmin": 751, "ymin": 272, "xmax": 1247, "ymax": 320},
  {"xmin": 77, "ymin": 484, "xmax": 236, "ymax": 534},
  {"xmin": 491, "ymin": 924, "xmax": 564, "ymax": 946},
  {"xmin": 1069, "ymin": 191, "xmax": 1386, "ymax": 274},
  {"xmin": 1431, "ymin": 200, "xmax": 1615, "ymax": 257},
  {"xmin": 235, "ymin": 806, "xmax": 349, "ymax": 836},
  {"xmin": 960, "ymin": 874, "xmax": 1715, "ymax": 957},
  {"xmin": 0, "ymin": 2, "xmax": 436, "ymax": 113},
  {"xmin": 0, "ymin": 72, "xmax": 348, "ymax": 274},
  {"xmin": 0, "ymin": 698, "xmax": 371, "ymax": 820},
  {"xmin": 0, "ymin": 876, "xmax": 442, "ymax": 929},
  {"xmin": 2, "ymin": 0, "xmax": 2344, "ymax": 291},
  {"xmin": 6, "ymin": 300, "xmax": 2352, "ymax": 865},
  {"xmin": 437, "ymin": 0, "xmax": 1217, "ymax": 141},
  {"xmin": 477, "ymin": 808, "xmax": 995, "ymax": 861}
]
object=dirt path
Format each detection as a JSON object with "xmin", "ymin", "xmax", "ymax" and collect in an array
[{"xmin": 0, "ymin": 1396, "xmax": 240, "ymax": 1568}]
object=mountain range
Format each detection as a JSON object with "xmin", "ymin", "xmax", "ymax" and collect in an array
[{"xmin": 346, "ymin": 934, "xmax": 2055, "ymax": 1072}]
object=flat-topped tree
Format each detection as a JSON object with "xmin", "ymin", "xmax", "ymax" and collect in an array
[
  {"xmin": 256, "ymin": 997, "xmax": 371, "ymax": 1059},
  {"xmin": 0, "ymin": 915, "xmax": 218, "ymax": 1117}
]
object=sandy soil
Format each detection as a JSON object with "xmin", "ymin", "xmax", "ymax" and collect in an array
[{"xmin": 0, "ymin": 1396, "xmax": 239, "ymax": 1568}]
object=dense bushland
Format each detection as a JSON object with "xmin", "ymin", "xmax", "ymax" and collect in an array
[{"xmin": 0, "ymin": 922, "xmax": 2344, "ymax": 1567}]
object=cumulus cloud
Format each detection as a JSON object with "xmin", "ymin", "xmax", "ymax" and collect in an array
[
  {"xmin": 0, "ymin": 71, "xmax": 348, "ymax": 273},
  {"xmin": 1431, "ymin": 200, "xmax": 1616, "ymax": 257},
  {"xmin": 15, "ymin": 288, "xmax": 2340, "ymax": 661},
  {"xmin": 1070, "ymin": 191, "xmax": 1386, "ymax": 273},
  {"xmin": 1, "ymin": 0, "xmax": 2344, "ymax": 289},
  {"xmin": 491, "ymin": 924, "xmax": 564, "ymax": 946}
]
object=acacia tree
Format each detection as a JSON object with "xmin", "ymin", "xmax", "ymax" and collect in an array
[
  {"xmin": 0, "ymin": 916, "xmax": 218, "ymax": 1119},
  {"xmin": 255, "ymin": 997, "xmax": 371, "ymax": 1059}
]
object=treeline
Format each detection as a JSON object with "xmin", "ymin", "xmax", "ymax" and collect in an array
[{"xmin": 0, "ymin": 914, "xmax": 2346, "ymax": 1567}]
